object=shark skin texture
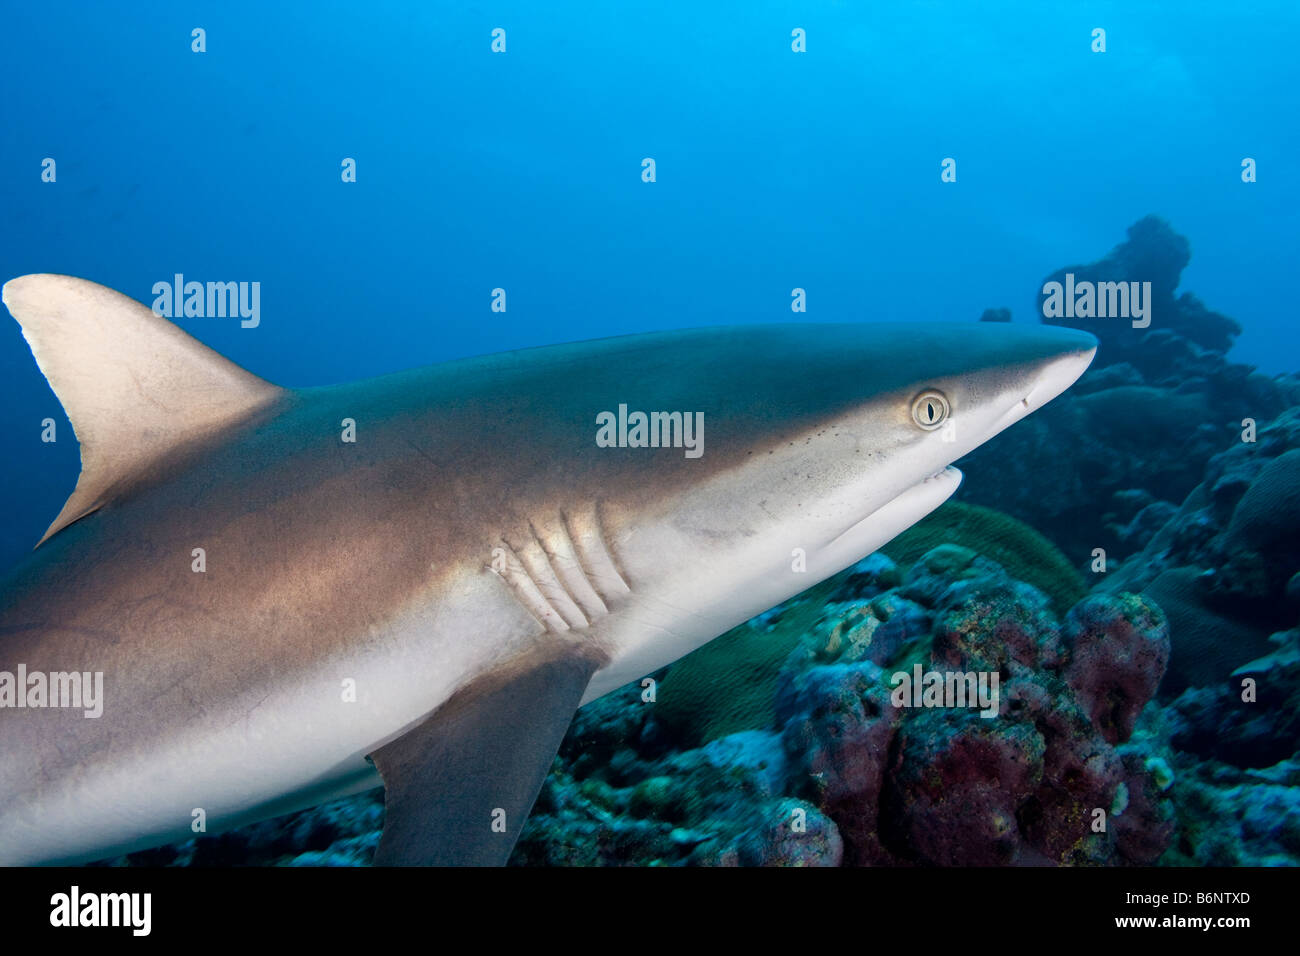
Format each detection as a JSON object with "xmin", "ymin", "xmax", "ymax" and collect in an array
[{"xmin": 0, "ymin": 274, "xmax": 1096, "ymax": 865}]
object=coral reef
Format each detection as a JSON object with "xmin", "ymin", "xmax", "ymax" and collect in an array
[
  {"xmin": 515, "ymin": 550, "xmax": 1177, "ymax": 867},
  {"xmin": 93, "ymin": 790, "xmax": 384, "ymax": 867},
  {"xmin": 1038, "ymin": 216, "xmax": 1239, "ymax": 369},
  {"xmin": 1101, "ymin": 407, "xmax": 1300, "ymax": 693},
  {"xmin": 1166, "ymin": 629, "xmax": 1300, "ymax": 769},
  {"xmin": 1063, "ymin": 593, "xmax": 1169, "ymax": 744}
]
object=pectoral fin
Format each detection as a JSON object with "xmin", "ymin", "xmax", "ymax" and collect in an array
[{"xmin": 368, "ymin": 649, "xmax": 597, "ymax": 866}]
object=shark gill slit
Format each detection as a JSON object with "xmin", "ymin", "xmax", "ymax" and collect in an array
[
  {"xmin": 512, "ymin": 528, "xmax": 590, "ymax": 630},
  {"xmin": 532, "ymin": 518, "xmax": 608, "ymax": 621},
  {"xmin": 558, "ymin": 509, "xmax": 606, "ymax": 604},
  {"xmin": 566, "ymin": 504, "xmax": 632, "ymax": 603},
  {"xmin": 494, "ymin": 537, "xmax": 571, "ymax": 633},
  {"xmin": 494, "ymin": 507, "xmax": 630, "ymax": 633}
]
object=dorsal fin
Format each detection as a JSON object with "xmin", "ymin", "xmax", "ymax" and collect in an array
[{"xmin": 2, "ymin": 274, "xmax": 284, "ymax": 546}]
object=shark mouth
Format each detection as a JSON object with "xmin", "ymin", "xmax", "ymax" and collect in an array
[{"xmin": 818, "ymin": 465, "xmax": 964, "ymax": 572}]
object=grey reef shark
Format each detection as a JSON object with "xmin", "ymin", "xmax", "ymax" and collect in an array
[{"xmin": 0, "ymin": 274, "xmax": 1096, "ymax": 866}]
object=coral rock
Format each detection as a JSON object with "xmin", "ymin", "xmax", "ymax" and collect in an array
[{"xmin": 1064, "ymin": 593, "xmax": 1170, "ymax": 743}]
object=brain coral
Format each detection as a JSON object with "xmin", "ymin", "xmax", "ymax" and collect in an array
[
  {"xmin": 1143, "ymin": 567, "xmax": 1275, "ymax": 694},
  {"xmin": 1221, "ymin": 448, "xmax": 1300, "ymax": 593},
  {"xmin": 881, "ymin": 501, "xmax": 1087, "ymax": 614}
]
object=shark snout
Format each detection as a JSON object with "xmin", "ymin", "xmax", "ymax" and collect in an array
[
  {"xmin": 1022, "ymin": 331, "xmax": 1098, "ymax": 414},
  {"xmin": 954, "ymin": 326, "xmax": 1098, "ymax": 451}
]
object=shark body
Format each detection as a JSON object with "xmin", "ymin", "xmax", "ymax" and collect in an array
[{"xmin": 0, "ymin": 275, "xmax": 1096, "ymax": 865}]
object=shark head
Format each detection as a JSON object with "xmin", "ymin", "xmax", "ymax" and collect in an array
[{"xmin": 535, "ymin": 322, "xmax": 1097, "ymax": 697}]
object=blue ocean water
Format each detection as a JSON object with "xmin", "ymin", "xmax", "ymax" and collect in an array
[{"xmin": 1, "ymin": 2, "xmax": 1296, "ymax": 563}]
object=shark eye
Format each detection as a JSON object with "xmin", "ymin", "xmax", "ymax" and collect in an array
[{"xmin": 910, "ymin": 390, "xmax": 950, "ymax": 430}]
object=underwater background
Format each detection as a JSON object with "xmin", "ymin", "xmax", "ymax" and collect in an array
[{"xmin": 1, "ymin": 2, "xmax": 1297, "ymax": 865}]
